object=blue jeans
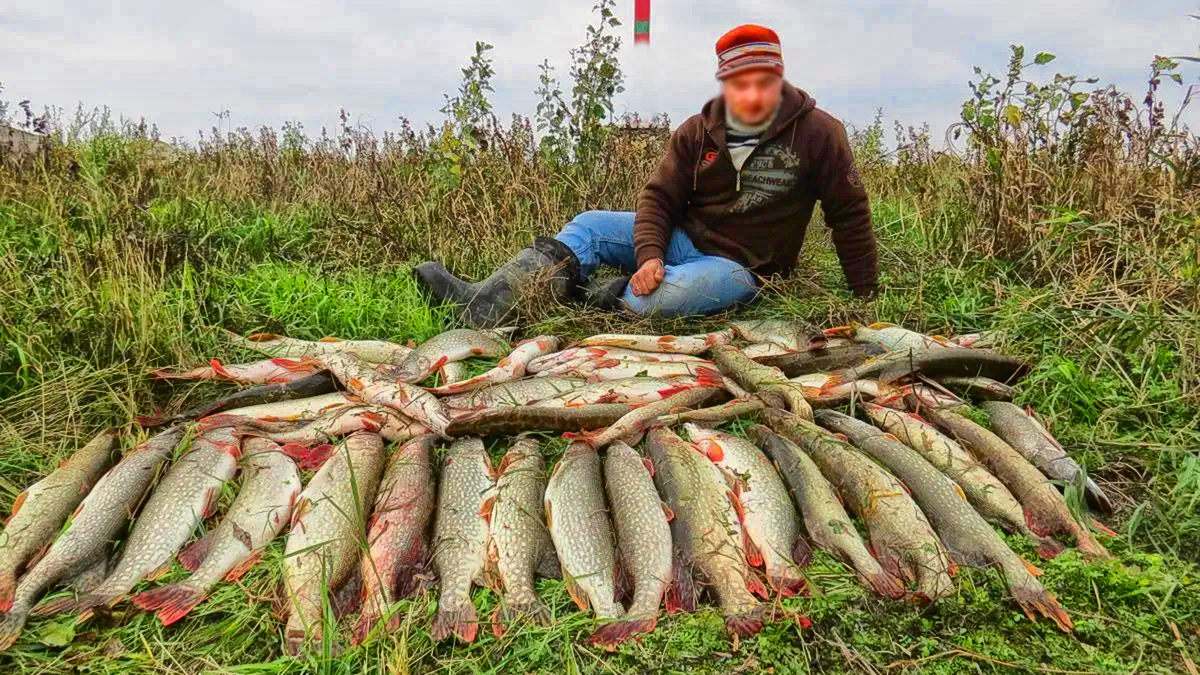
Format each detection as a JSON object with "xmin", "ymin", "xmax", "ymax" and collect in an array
[{"xmin": 555, "ymin": 211, "xmax": 758, "ymax": 317}]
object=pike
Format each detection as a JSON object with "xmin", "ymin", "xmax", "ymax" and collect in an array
[
  {"xmin": 576, "ymin": 330, "xmax": 735, "ymax": 355},
  {"xmin": 446, "ymin": 404, "xmax": 634, "ymax": 438},
  {"xmin": 860, "ymin": 403, "xmax": 1057, "ymax": 555},
  {"xmin": 577, "ymin": 387, "xmax": 727, "ymax": 448},
  {"xmin": 823, "ymin": 348, "xmax": 1031, "ymax": 388},
  {"xmin": 981, "ymin": 402, "xmax": 1114, "ymax": 514},
  {"xmin": 438, "ymin": 360, "xmax": 469, "ymax": 385},
  {"xmin": 0, "ymin": 430, "xmax": 117, "ymax": 612},
  {"xmin": 74, "ymin": 427, "xmax": 243, "ymax": 618},
  {"xmin": 320, "ymin": 352, "xmax": 452, "ymax": 438},
  {"xmin": 815, "ymin": 410, "xmax": 1073, "ymax": 632},
  {"xmin": 646, "ymin": 428, "xmax": 765, "ymax": 637},
  {"xmin": 425, "ymin": 336, "xmax": 559, "ymax": 395},
  {"xmin": 825, "ymin": 322, "xmax": 959, "ymax": 352},
  {"xmin": 591, "ymin": 441, "xmax": 673, "ymax": 649},
  {"xmin": 873, "ymin": 382, "xmax": 968, "ymax": 412},
  {"xmin": 281, "ymin": 431, "xmax": 386, "ymax": 655},
  {"xmin": 748, "ymin": 426, "xmax": 904, "ymax": 598},
  {"xmin": 544, "ymin": 443, "xmax": 622, "ymax": 620},
  {"xmin": 938, "ymin": 376, "xmax": 1016, "ymax": 402},
  {"xmin": 731, "ymin": 318, "xmax": 826, "ymax": 351},
  {"xmin": 131, "ymin": 439, "xmax": 301, "ymax": 626},
  {"xmin": 763, "ymin": 409, "xmax": 955, "ymax": 601},
  {"xmin": 440, "ymin": 377, "xmax": 590, "ymax": 410},
  {"xmin": 382, "ymin": 329, "xmax": 509, "ymax": 384},
  {"xmin": 0, "ymin": 428, "xmax": 187, "ymax": 650},
  {"xmin": 224, "ymin": 330, "xmax": 413, "ymax": 364},
  {"xmin": 712, "ymin": 345, "xmax": 813, "ymax": 418},
  {"xmin": 485, "ymin": 439, "xmax": 555, "ymax": 636},
  {"xmin": 203, "ymin": 392, "xmax": 358, "ymax": 424},
  {"xmin": 754, "ymin": 341, "xmax": 887, "ymax": 377},
  {"xmin": 353, "ymin": 434, "xmax": 437, "ymax": 644},
  {"xmin": 135, "ymin": 372, "xmax": 338, "ymax": 427},
  {"xmin": 431, "ymin": 438, "xmax": 495, "ymax": 642},
  {"xmin": 534, "ymin": 372, "xmax": 719, "ymax": 409},
  {"xmin": 686, "ymin": 425, "xmax": 809, "ymax": 596},
  {"xmin": 920, "ymin": 407, "xmax": 1112, "ymax": 560},
  {"xmin": 544, "ymin": 359, "xmax": 720, "ymax": 381},
  {"xmin": 528, "ymin": 346, "xmax": 709, "ymax": 374},
  {"xmin": 788, "ymin": 372, "xmax": 893, "ymax": 408},
  {"xmin": 149, "ymin": 358, "xmax": 321, "ymax": 385}
]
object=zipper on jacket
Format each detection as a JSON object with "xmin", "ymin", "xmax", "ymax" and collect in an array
[{"xmin": 736, "ymin": 171, "xmax": 741, "ymax": 192}]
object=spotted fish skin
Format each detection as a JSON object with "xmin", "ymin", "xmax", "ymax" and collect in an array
[
  {"xmin": 544, "ymin": 442, "xmax": 621, "ymax": 620},
  {"xmin": 486, "ymin": 439, "xmax": 553, "ymax": 636},
  {"xmin": 764, "ymin": 409, "xmax": 954, "ymax": 602},
  {"xmin": 383, "ymin": 329, "xmax": 508, "ymax": 384},
  {"xmin": 75, "ymin": 427, "xmax": 243, "ymax": 617},
  {"xmin": 646, "ymin": 428, "xmax": 764, "ymax": 637},
  {"xmin": 712, "ymin": 345, "xmax": 813, "ymax": 419},
  {"xmin": 981, "ymin": 402, "xmax": 1113, "ymax": 514},
  {"xmin": 748, "ymin": 425, "xmax": 904, "ymax": 599},
  {"xmin": 440, "ymin": 377, "xmax": 591, "ymax": 411},
  {"xmin": 131, "ymin": 439, "xmax": 301, "ymax": 626},
  {"xmin": 0, "ymin": 430, "xmax": 117, "ymax": 612},
  {"xmin": 281, "ymin": 431, "xmax": 386, "ymax": 655},
  {"xmin": 0, "ymin": 428, "xmax": 186, "ymax": 651},
  {"xmin": 225, "ymin": 330, "xmax": 413, "ymax": 364},
  {"xmin": 352, "ymin": 434, "xmax": 437, "ymax": 644},
  {"xmin": 591, "ymin": 441, "xmax": 673, "ymax": 649},
  {"xmin": 430, "ymin": 438, "xmax": 495, "ymax": 643},
  {"xmin": 815, "ymin": 410, "xmax": 1072, "ymax": 633},
  {"xmin": 576, "ymin": 331, "xmax": 735, "ymax": 355},
  {"xmin": 922, "ymin": 407, "xmax": 1111, "ymax": 561},
  {"xmin": 321, "ymin": 352, "xmax": 452, "ymax": 438},
  {"xmin": 426, "ymin": 336, "xmax": 559, "ymax": 395}
]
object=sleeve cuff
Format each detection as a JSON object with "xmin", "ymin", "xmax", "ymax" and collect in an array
[{"xmin": 636, "ymin": 246, "xmax": 666, "ymax": 269}]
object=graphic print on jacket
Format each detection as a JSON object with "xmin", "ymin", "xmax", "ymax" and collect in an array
[{"xmin": 730, "ymin": 144, "xmax": 803, "ymax": 213}]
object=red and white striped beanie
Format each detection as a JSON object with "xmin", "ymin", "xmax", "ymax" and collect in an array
[{"xmin": 715, "ymin": 24, "xmax": 784, "ymax": 80}]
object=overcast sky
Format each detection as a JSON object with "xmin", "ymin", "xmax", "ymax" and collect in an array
[{"xmin": 2, "ymin": 1, "xmax": 1198, "ymax": 142}]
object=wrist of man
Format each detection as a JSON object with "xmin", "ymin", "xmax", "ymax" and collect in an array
[{"xmin": 636, "ymin": 247, "xmax": 666, "ymax": 269}]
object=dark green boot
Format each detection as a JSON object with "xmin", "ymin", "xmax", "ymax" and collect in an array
[{"xmin": 413, "ymin": 237, "xmax": 580, "ymax": 327}]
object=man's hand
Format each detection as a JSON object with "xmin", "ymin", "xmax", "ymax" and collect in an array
[{"xmin": 630, "ymin": 258, "xmax": 665, "ymax": 297}]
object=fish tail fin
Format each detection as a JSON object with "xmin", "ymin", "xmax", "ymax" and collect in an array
[
  {"xmin": 771, "ymin": 572, "xmax": 810, "ymax": 598},
  {"xmin": 1085, "ymin": 480, "xmax": 1115, "ymax": 515},
  {"xmin": 177, "ymin": 532, "xmax": 216, "ymax": 572},
  {"xmin": 148, "ymin": 367, "xmax": 187, "ymax": 380},
  {"xmin": 694, "ymin": 366, "xmax": 724, "ymax": 388},
  {"xmin": 1034, "ymin": 536, "xmax": 1065, "ymax": 560},
  {"xmin": 1089, "ymin": 517, "xmax": 1118, "ymax": 538},
  {"xmin": 134, "ymin": 413, "xmax": 169, "ymax": 428},
  {"xmin": 431, "ymin": 602, "xmax": 479, "ymax": 643},
  {"xmin": 352, "ymin": 608, "xmax": 382, "ymax": 646},
  {"xmin": 664, "ymin": 555, "xmax": 697, "ymax": 613},
  {"xmin": 490, "ymin": 597, "xmax": 552, "ymax": 637},
  {"xmin": 589, "ymin": 616, "xmax": 657, "ymax": 650},
  {"xmin": 224, "ymin": 552, "xmax": 262, "ymax": 582},
  {"xmin": 281, "ymin": 443, "xmax": 334, "ymax": 471},
  {"xmin": 0, "ymin": 608, "xmax": 29, "ymax": 651},
  {"xmin": 0, "ymin": 573, "xmax": 14, "ymax": 613},
  {"xmin": 1073, "ymin": 527, "xmax": 1114, "ymax": 561},
  {"xmin": 861, "ymin": 566, "xmax": 907, "ymax": 600},
  {"xmin": 723, "ymin": 606, "xmax": 765, "ymax": 638},
  {"xmin": 131, "ymin": 584, "xmax": 206, "ymax": 626},
  {"xmin": 1010, "ymin": 577, "xmax": 1073, "ymax": 633},
  {"xmin": 791, "ymin": 537, "xmax": 813, "ymax": 568},
  {"xmin": 745, "ymin": 571, "xmax": 770, "ymax": 600}
]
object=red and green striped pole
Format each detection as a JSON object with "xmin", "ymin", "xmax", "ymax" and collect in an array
[{"xmin": 634, "ymin": 0, "xmax": 650, "ymax": 44}]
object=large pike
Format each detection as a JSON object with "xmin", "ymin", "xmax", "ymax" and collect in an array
[
  {"xmin": 823, "ymin": 348, "xmax": 1031, "ymax": 388},
  {"xmin": 860, "ymin": 403, "xmax": 1053, "ymax": 553},
  {"xmin": 485, "ymin": 439, "xmax": 554, "ymax": 636},
  {"xmin": 353, "ymin": 434, "xmax": 437, "ymax": 644},
  {"xmin": 431, "ymin": 438, "xmax": 495, "ymax": 642},
  {"xmin": 446, "ymin": 404, "xmax": 634, "ymax": 438},
  {"xmin": 731, "ymin": 319, "xmax": 825, "ymax": 351},
  {"xmin": 544, "ymin": 443, "xmax": 622, "ymax": 620},
  {"xmin": 685, "ymin": 425, "xmax": 808, "ymax": 596},
  {"xmin": 826, "ymin": 322, "xmax": 959, "ymax": 352},
  {"xmin": 534, "ymin": 372, "xmax": 719, "ymax": 408},
  {"xmin": 0, "ymin": 428, "xmax": 186, "ymax": 650},
  {"xmin": 528, "ymin": 346, "xmax": 708, "ymax": 374},
  {"xmin": 426, "ymin": 336, "xmax": 559, "ymax": 395},
  {"xmin": 321, "ymin": 352, "xmax": 452, "ymax": 437},
  {"xmin": 748, "ymin": 426, "xmax": 904, "ymax": 598},
  {"xmin": 0, "ymin": 430, "xmax": 117, "ymax": 611},
  {"xmin": 938, "ymin": 376, "xmax": 1016, "ymax": 402},
  {"xmin": 815, "ymin": 410, "xmax": 1073, "ymax": 632},
  {"xmin": 754, "ymin": 341, "xmax": 887, "ymax": 377},
  {"xmin": 383, "ymin": 329, "xmax": 509, "ymax": 384},
  {"xmin": 920, "ymin": 407, "xmax": 1111, "ymax": 560},
  {"xmin": 440, "ymin": 377, "xmax": 590, "ymax": 410},
  {"xmin": 591, "ymin": 441, "xmax": 673, "ymax": 648},
  {"xmin": 576, "ymin": 330, "xmax": 734, "ymax": 355},
  {"xmin": 74, "ymin": 427, "xmax": 243, "ymax": 617},
  {"xmin": 579, "ymin": 387, "xmax": 727, "ymax": 448},
  {"xmin": 149, "ymin": 358, "xmax": 321, "ymax": 385},
  {"xmin": 981, "ymin": 402, "xmax": 1114, "ymax": 514},
  {"xmin": 712, "ymin": 344, "xmax": 813, "ymax": 418},
  {"xmin": 131, "ymin": 439, "xmax": 301, "ymax": 626},
  {"xmin": 646, "ymin": 428, "xmax": 764, "ymax": 637},
  {"xmin": 764, "ymin": 409, "xmax": 954, "ymax": 601},
  {"xmin": 225, "ymin": 330, "xmax": 412, "ymax": 364},
  {"xmin": 281, "ymin": 431, "xmax": 386, "ymax": 655},
  {"xmin": 544, "ymin": 360, "xmax": 720, "ymax": 381},
  {"xmin": 135, "ymin": 373, "xmax": 338, "ymax": 428}
]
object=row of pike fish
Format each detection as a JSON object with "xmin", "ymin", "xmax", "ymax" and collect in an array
[{"xmin": 0, "ymin": 320, "xmax": 1115, "ymax": 653}]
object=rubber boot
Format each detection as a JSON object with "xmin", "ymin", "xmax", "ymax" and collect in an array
[
  {"xmin": 413, "ymin": 237, "xmax": 580, "ymax": 328},
  {"xmin": 580, "ymin": 275, "xmax": 630, "ymax": 311}
]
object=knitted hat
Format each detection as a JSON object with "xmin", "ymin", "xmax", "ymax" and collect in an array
[{"xmin": 715, "ymin": 24, "xmax": 784, "ymax": 80}]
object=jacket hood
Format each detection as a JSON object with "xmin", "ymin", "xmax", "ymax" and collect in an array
[{"xmin": 701, "ymin": 81, "xmax": 816, "ymax": 140}]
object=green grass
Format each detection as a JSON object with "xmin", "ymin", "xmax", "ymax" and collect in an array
[{"xmin": 1, "ymin": 136, "xmax": 1198, "ymax": 673}]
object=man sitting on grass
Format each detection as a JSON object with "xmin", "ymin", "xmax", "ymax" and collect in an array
[{"xmin": 414, "ymin": 24, "xmax": 879, "ymax": 327}]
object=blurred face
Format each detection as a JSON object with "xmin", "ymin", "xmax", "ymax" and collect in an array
[{"xmin": 721, "ymin": 71, "xmax": 784, "ymax": 125}]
